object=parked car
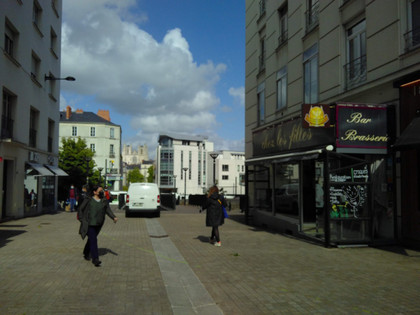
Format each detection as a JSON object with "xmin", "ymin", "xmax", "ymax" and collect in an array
[
  {"xmin": 125, "ymin": 183, "xmax": 160, "ymax": 217},
  {"xmin": 275, "ymin": 183, "xmax": 299, "ymax": 216}
]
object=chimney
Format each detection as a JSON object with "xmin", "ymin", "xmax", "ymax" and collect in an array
[
  {"xmin": 66, "ymin": 106, "xmax": 72, "ymax": 119},
  {"xmin": 97, "ymin": 109, "xmax": 110, "ymax": 121},
  {"xmin": 75, "ymin": 109, "xmax": 84, "ymax": 113}
]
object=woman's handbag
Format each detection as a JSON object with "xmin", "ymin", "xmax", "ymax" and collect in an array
[
  {"xmin": 218, "ymin": 199, "xmax": 229, "ymax": 218},
  {"xmin": 222, "ymin": 205, "xmax": 229, "ymax": 218}
]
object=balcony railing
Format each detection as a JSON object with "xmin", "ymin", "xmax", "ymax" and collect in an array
[
  {"xmin": 344, "ymin": 55, "xmax": 367, "ymax": 90},
  {"xmin": 305, "ymin": 2, "xmax": 319, "ymax": 33},
  {"xmin": 404, "ymin": 28, "xmax": 420, "ymax": 53},
  {"xmin": 278, "ymin": 30, "xmax": 288, "ymax": 47},
  {"xmin": 29, "ymin": 128, "xmax": 37, "ymax": 147},
  {"xmin": 109, "ymin": 152, "xmax": 115, "ymax": 158},
  {"xmin": 1, "ymin": 115, "xmax": 14, "ymax": 139}
]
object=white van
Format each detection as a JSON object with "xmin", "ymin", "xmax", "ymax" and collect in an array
[{"xmin": 126, "ymin": 183, "xmax": 161, "ymax": 217}]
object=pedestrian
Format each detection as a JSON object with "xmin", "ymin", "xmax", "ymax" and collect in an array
[
  {"xmin": 68, "ymin": 184, "xmax": 77, "ymax": 212},
  {"xmin": 77, "ymin": 185, "xmax": 89, "ymax": 212},
  {"xmin": 202, "ymin": 185, "xmax": 227, "ymax": 247},
  {"xmin": 30, "ymin": 189, "xmax": 36, "ymax": 208},
  {"xmin": 77, "ymin": 185, "xmax": 118, "ymax": 266}
]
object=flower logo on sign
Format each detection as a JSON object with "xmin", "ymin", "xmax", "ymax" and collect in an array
[{"xmin": 304, "ymin": 106, "xmax": 329, "ymax": 127}]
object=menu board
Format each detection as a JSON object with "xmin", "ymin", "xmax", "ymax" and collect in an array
[{"xmin": 329, "ymin": 165, "xmax": 369, "ymax": 219}]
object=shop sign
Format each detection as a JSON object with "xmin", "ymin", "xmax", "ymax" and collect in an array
[
  {"xmin": 302, "ymin": 104, "xmax": 331, "ymax": 128},
  {"xmin": 252, "ymin": 118, "xmax": 335, "ymax": 156},
  {"xmin": 329, "ymin": 165, "xmax": 369, "ymax": 219},
  {"xmin": 336, "ymin": 103, "xmax": 389, "ymax": 154}
]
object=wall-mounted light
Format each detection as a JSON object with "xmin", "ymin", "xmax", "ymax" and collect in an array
[{"xmin": 44, "ymin": 74, "xmax": 76, "ymax": 81}]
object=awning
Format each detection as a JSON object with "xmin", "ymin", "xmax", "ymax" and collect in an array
[
  {"xmin": 392, "ymin": 116, "xmax": 420, "ymax": 150},
  {"xmin": 245, "ymin": 149, "xmax": 323, "ymax": 165},
  {"xmin": 45, "ymin": 165, "xmax": 68, "ymax": 176},
  {"xmin": 26, "ymin": 163, "xmax": 55, "ymax": 176}
]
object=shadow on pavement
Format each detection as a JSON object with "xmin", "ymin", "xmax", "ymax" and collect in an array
[
  {"xmin": 372, "ymin": 245, "xmax": 420, "ymax": 257},
  {"xmin": 98, "ymin": 248, "xmax": 119, "ymax": 257},
  {"xmin": 0, "ymin": 229, "xmax": 27, "ymax": 248},
  {"xmin": 195, "ymin": 235, "xmax": 211, "ymax": 243}
]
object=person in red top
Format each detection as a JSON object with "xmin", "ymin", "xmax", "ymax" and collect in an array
[{"xmin": 69, "ymin": 185, "xmax": 77, "ymax": 212}]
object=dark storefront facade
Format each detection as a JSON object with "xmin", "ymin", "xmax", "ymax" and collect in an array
[{"xmin": 245, "ymin": 103, "xmax": 395, "ymax": 247}]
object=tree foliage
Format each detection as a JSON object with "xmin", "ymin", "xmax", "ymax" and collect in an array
[
  {"xmin": 58, "ymin": 137, "xmax": 96, "ymax": 199},
  {"xmin": 147, "ymin": 165, "xmax": 154, "ymax": 183},
  {"xmin": 127, "ymin": 168, "xmax": 144, "ymax": 184}
]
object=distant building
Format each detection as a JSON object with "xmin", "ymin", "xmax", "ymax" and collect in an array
[
  {"xmin": 122, "ymin": 144, "xmax": 149, "ymax": 165},
  {"xmin": 0, "ymin": 0, "xmax": 66, "ymax": 219},
  {"xmin": 59, "ymin": 106, "xmax": 122, "ymax": 190},
  {"xmin": 245, "ymin": 0, "xmax": 420, "ymax": 247},
  {"xmin": 211, "ymin": 150, "xmax": 245, "ymax": 196},
  {"xmin": 156, "ymin": 133, "xmax": 214, "ymax": 197}
]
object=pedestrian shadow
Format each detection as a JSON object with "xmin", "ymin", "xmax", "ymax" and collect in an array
[
  {"xmin": 195, "ymin": 235, "xmax": 211, "ymax": 243},
  {"xmin": 0, "ymin": 229, "xmax": 27, "ymax": 248},
  {"xmin": 372, "ymin": 245, "xmax": 420, "ymax": 257},
  {"xmin": 98, "ymin": 248, "xmax": 119, "ymax": 257}
]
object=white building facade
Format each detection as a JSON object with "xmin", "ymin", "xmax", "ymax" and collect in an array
[
  {"xmin": 0, "ymin": 0, "xmax": 66, "ymax": 219},
  {"xmin": 212, "ymin": 151, "xmax": 245, "ymax": 196},
  {"xmin": 156, "ymin": 133, "xmax": 214, "ymax": 197},
  {"xmin": 59, "ymin": 106, "xmax": 122, "ymax": 191}
]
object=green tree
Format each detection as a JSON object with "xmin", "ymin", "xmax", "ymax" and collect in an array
[
  {"xmin": 147, "ymin": 165, "xmax": 155, "ymax": 183},
  {"xmin": 127, "ymin": 168, "xmax": 144, "ymax": 184},
  {"xmin": 58, "ymin": 137, "xmax": 96, "ymax": 200}
]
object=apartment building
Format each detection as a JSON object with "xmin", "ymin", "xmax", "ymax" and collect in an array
[
  {"xmin": 211, "ymin": 150, "xmax": 245, "ymax": 196},
  {"xmin": 156, "ymin": 133, "xmax": 214, "ymax": 197},
  {"xmin": 59, "ymin": 106, "xmax": 122, "ymax": 191},
  {"xmin": 0, "ymin": 0, "xmax": 67, "ymax": 219},
  {"xmin": 245, "ymin": 0, "xmax": 420, "ymax": 247}
]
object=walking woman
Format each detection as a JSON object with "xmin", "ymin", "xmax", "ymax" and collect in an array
[
  {"xmin": 202, "ymin": 185, "xmax": 227, "ymax": 247},
  {"xmin": 78, "ymin": 185, "xmax": 118, "ymax": 266}
]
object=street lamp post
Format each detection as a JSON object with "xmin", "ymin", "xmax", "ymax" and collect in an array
[
  {"xmin": 182, "ymin": 167, "xmax": 188, "ymax": 205},
  {"xmin": 210, "ymin": 152, "xmax": 219, "ymax": 185},
  {"xmin": 98, "ymin": 167, "xmax": 103, "ymax": 186},
  {"xmin": 85, "ymin": 156, "xmax": 92, "ymax": 184},
  {"xmin": 44, "ymin": 75, "xmax": 76, "ymax": 81}
]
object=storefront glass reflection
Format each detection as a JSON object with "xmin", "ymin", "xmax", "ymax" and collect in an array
[{"xmin": 274, "ymin": 163, "xmax": 299, "ymax": 216}]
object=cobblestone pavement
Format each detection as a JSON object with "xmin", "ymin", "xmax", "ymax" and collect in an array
[{"xmin": 0, "ymin": 205, "xmax": 419, "ymax": 314}]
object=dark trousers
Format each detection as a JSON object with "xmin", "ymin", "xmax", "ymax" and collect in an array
[
  {"xmin": 83, "ymin": 225, "xmax": 101, "ymax": 260},
  {"xmin": 211, "ymin": 226, "xmax": 220, "ymax": 242}
]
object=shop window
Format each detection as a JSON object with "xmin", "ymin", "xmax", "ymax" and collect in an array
[
  {"xmin": 274, "ymin": 162, "xmax": 299, "ymax": 217},
  {"xmin": 248, "ymin": 165, "xmax": 271, "ymax": 213}
]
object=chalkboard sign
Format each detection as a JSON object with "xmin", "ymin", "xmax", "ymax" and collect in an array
[{"xmin": 329, "ymin": 165, "xmax": 369, "ymax": 219}]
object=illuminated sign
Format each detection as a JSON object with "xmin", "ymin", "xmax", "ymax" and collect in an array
[
  {"xmin": 302, "ymin": 104, "xmax": 331, "ymax": 128},
  {"xmin": 336, "ymin": 103, "xmax": 389, "ymax": 154}
]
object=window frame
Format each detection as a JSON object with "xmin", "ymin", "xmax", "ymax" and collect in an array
[
  {"xmin": 276, "ymin": 66, "xmax": 287, "ymax": 110},
  {"xmin": 72, "ymin": 126, "xmax": 77, "ymax": 136},
  {"xmin": 303, "ymin": 43, "xmax": 319, "ymax": 104}
]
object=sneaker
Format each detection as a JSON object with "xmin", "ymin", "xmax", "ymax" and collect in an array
[{"xmin": 214, "ymin": 242, "xmax": 221, "ymax": 247}]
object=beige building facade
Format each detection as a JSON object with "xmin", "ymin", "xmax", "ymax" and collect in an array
[
  {"xmin": 0, "ymin": 0, "xmax": 67, "ymax": 219},
  {"xmin": 245, "ymin": 0, "xmax": 420, "ymax": 247}
]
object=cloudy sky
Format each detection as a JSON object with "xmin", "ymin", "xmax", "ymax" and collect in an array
[{"xmin": 60, "ymin": 0, "xmax": 245, "ymax": 158}]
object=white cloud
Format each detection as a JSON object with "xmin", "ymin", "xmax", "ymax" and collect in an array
[
  {"xmin": 61, "ymin": 1, "xmax": 226, "ymax": 145},
  {"xmin": 229, "ymin": 86, "xmax": 245, "ymax": 106}
]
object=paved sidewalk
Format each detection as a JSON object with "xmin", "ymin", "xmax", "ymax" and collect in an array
[{"xmin": 0, "ymin": 205, "xmax": 419, "ymax": 314}]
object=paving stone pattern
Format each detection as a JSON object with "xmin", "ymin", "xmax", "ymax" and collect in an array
[{"xmin": 0, "ymin": 206, "xmax": 419, "ymax": 314}]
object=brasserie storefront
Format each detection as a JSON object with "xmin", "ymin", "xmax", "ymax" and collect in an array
[{"xmin": 245, "ymin": 102, "xmax": 395, "ymax": 247}]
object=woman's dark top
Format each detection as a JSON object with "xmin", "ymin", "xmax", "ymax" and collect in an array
[{"xmin": 203, "ymin": 193, "xmax": 227, "ymax": 227}]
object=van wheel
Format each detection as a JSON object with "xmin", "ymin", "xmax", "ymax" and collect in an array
[
  {"xmin": 156, "ymin": 211, "xmax": 160, "ymax": 218},
  {"xmin": 125, "ymin": 211, "xmax": 130, "ymax": 218}
]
